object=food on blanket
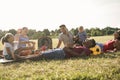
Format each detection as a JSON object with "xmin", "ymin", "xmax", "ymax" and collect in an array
[{"xmin": 90, "ymin": 45, "xmax": 102, "ymax": 55}]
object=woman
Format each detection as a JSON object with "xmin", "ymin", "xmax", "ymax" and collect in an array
[
  {"xmin": 14, "ymin": 27, "xmax": 35, "ymax": 56},
  {"xmin": 17, "ymin": 27, "xmax": 35, "ymax": 48}
]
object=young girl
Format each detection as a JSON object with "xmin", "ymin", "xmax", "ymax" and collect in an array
[{"xmin": 1, "ymin": 33, "xmax": 16, "ymax": 60}]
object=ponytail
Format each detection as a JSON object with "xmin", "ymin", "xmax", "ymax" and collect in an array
[{"xmin": 1, "ymin": 36, "xmax": 6, "ymax": 45}]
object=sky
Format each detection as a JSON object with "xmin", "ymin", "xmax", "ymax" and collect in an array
[{"xmin": 0, "ymin": 0, "xmax": 120, "ymax": 31}]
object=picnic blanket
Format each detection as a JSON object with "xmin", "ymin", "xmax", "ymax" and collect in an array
[{"xmin": 0, "ymin": 58, "xmax": 14, "ymax": 63}]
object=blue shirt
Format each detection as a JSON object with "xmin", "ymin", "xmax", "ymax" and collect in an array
[
  {"xmin": 77, "ymin": 31, "xmax": 87, "ymax": 41},
  {"xmin": 18, "ymin": 35, "xmax": 29, "ymax": 48}
]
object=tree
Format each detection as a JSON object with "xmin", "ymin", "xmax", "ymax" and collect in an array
[
  {"xmin": 50, "ymin": 30, "xmax": 55, "ymax": 36},
  {"xmin": 103, "ymin": 27, "xmax": 115, "ymax": 35},
  {"xmin": 54, "ymin": 29, "xmax": 60, "ymax": 36},
  {"xmin": 43, "ymin": 29, "xmax": 50, "ymax": 36},
  {"xmin": 28, "ymin": 29, "xmax": 36, "ymax": 39},
  {"xmin": 32, "ymin": 31, "xmax": 43, "ymax": 39},
  {"xmin": 85, "ymin": 29, "xmax": 91, "ymax": 36},
  {"xmin": 8, "ymin": 29, "xmax": 16, "ymax": 35},
  {"xmin": 70, "ymin": 28, "xmax": 75, "ymax": 35}
]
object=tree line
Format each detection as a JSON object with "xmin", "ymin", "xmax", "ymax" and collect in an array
[{"xmin": 0, "ymin": 26, "xmax": 119, "ymax": 39}]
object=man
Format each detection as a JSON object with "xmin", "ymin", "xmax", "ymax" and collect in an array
[{"xmin": 56, "ymin": 24, "xmax": 74, "ymax": 48}]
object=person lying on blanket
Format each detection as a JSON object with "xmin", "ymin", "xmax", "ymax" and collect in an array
[
  {"xmin": 95, "ymin": 30, "xmax": 120, "ymax": 53},
  {"xmin": 89, "ymin": 30, "xmax": 120, "ymax": 54},
  {"xmin": 17, "ymin": 39, "xmax": 97, "ymax": 60}
]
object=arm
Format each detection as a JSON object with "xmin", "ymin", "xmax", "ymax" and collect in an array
[
  {"xmin": 15, "ymin": 42, "xmax": 35, "ymax": 55},
  {"xmin": 6, "ymin": 47, "xmax": 16, "ymax": 60},
  {"xmin": 19, "ymin": 40, "xmax": 35, "ymax": 48},
  {"xmin": 16, "ymin": 35, "xmax": 33, "ymax": 47},
  {"xmin": 27, "ymin": 36, "xmax": 34, "ymax": 47},
  {"xmin": 14, "ymin": 34, "xmax": 20, "ymax": 41},
  {"xmin": 19, "ymin": 41, "xmax": 32, "ymax": 45},
  {"xmin": 105, "ymin": 50, "xmax": 116, "ymax": 53},
  {"xmin": 83, "ymin": 31, "xmax": 87, "ymax": 38},
  {"xmin": 56, "ymin": 40, "xmax": 62, "ymax": 48}
]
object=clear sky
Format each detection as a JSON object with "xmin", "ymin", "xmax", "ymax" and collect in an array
[{"xmin": 0, "ymin": 0, "xmax": 120, "ymax": 31}]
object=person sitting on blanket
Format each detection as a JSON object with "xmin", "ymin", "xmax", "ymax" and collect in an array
[
  {"xmin": 1, "ymin": 33, "xmax": 35, "ymax": 60},
  {"xmin": 16, "ymin": 39, "xmax": 97, "ymax": 60}
]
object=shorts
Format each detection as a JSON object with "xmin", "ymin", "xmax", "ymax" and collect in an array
[
  {"xmin": 4, "ymin": 51, "xmax": 18, "ymax": 60},
  {"xmin": 4, "ymin": 55, "xmax": 13, "ymax": 60}
]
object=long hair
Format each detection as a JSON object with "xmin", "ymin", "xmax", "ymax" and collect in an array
[{"xmin": 1, "ymin": 33, "xmax": 14, "ymax": 45}]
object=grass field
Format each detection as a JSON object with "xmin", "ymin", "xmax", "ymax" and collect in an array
[{"xmin": 0, "ymin": 36, "xmax": 120, "ymax": 80}]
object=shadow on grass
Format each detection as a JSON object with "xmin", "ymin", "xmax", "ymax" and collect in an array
[
  {"xmin": 90, "ymin": 52, "xmax": 120, "ymax": 59},
  {"xmin": 65, "ymin": 51, "xmax": 120, "ymax": 60}
]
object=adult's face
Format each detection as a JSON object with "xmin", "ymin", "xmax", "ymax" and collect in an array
[
  {"xmin": 60, "ymin": 27, "xmax": 66, "ymax": 33},
  {"xmin": 22, "ymin": 28, "xmax": 28, "ymax": 35}
]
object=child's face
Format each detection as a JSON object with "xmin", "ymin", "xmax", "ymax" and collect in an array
[
  {"xmin": 8, "ymin": 35, "xmax": 14, "ymax": 43},
  {"xmin": 22, "ymin": 28, "xmax": 28, "ymax": 35},
  {"xmin": 79, "ymin": 28, "xmax": 83, "ymax": 32}
]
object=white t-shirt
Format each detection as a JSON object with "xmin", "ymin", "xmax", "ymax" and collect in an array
[
  {"xmin": 58, "ymin": 32, "xmax": 74, "ymax": 45},
  {"xmin": 3, "ymin": 42, "xmax": 14, "ymax": 55}
]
